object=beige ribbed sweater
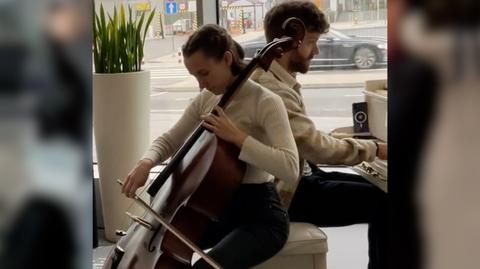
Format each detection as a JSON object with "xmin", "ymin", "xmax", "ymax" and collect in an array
[
  {"xmin": 251, "ymin": 60, "xmax": 377, "ymax": 165},
  {"xmin": 142, "ymin": 79, "xmax": 299, "ymax": 185},
  {"xmin": 251, "ymin": 60, "xmax": 378, "ymax": 207}
]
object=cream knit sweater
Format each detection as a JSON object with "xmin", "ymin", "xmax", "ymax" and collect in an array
[
  {"xmin": 251, "ymin": 60, "xmax": 377, "ymax": 166},
  {"xmin": 251, "ymin": 60, "xmax": 378, "ymax": 206}
]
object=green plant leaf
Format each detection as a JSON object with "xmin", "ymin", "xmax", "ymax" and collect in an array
[
  {"xmin": 93, "ymin": 2, "xmax": 151, "ymax": 73},
  {"xmin": 144, "ymin": 9, "xmax": 156, "ymax": 43}
]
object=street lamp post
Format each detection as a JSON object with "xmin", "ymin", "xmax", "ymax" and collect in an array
[
  {"xmin": 253, "ymin": 4, "xmax": 256, "ymax": 31},
  {"xmin": 377, "ymin": 0, "xmax": 380, "ymax": 21}
]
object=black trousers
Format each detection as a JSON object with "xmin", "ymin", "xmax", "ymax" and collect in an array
[
  {"xmin": 288, "ymin": 169, "xmax": 387, "ymax": 269},
  {"xmin": 193, "ymin": 182, "xmax": 289, "ymax": 269}
]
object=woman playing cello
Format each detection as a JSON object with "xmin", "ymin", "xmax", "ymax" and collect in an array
[{"xmin": 121, "ymin": 24, "xmax": 299, "ymax": 269}]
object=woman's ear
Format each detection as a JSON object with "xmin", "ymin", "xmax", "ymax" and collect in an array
[{"xmin": 224, "ymin": 50, "xmax": 233, "ymax": 67}]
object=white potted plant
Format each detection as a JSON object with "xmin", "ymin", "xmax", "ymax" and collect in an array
[{"xmin": 93, "ymin": 2, "xmax": 155, "ymax": 242}]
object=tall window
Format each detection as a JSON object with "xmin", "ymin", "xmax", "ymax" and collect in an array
[
  {"xmin": 217, "ymin": 0, "xmax": 387, "ymax": 132},
  {"xmin": 95, "ymin": 0, "xmax": 387, "ymax": 141}
]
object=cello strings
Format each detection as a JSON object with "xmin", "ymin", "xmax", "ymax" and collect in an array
[{"xmin": 122, "ymin": 165, "xmax": 163, "ymax": 216}]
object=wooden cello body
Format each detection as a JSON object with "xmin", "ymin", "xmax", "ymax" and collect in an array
[{"xmin": 104, "ymin": 132, "xmax": 245, "ymax": 268}]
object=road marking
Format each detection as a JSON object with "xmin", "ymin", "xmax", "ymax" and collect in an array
[
  {"xmin": 151, "ymin": 109, "xmax": 185, "ymax": 113},
  {"xmin": 151, "ymin": 92, "xmax": 168, "ymax": 97},
  {"xmin": 320, "ymin": 108, "xmax": 347, "ymax": 112},
  {"xmin": 144, "ymin": 67, "xmax": 188, "ymax": 71},
  {"xmin": 344, "ymin": 94, "xmax": 364, "ymax": 97},
  {"xmin": 151, "ymin": 75, "xmax": 190, "ymax": 79},
  {"xmin": 359, "ymin": 68, "xmax": 387, "ymax": 72}
]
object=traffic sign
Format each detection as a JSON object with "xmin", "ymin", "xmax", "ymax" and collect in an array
[{"xmin": 165, "ymin": 1, "xmax": 177, "ymax": 14}]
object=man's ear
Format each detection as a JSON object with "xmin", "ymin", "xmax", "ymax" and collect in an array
[
  {"xmin": 224, "ymin": 50, "xmax": 233, "ymax": 66},
  {"xmin": 279, "ymin": 49, "xmax": 292, "ymax": 61}
]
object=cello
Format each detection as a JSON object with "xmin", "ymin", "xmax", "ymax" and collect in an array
[{"xmin": 103, "ymin": 17, "xmax": 306, "ymax": 269}]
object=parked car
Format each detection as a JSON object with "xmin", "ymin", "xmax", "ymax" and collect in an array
[{"xmin": 242, "ymin": 29, "xmax": 387, "ymax": 69}]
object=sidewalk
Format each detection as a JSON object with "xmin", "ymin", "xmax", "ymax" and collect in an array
[
  {"xmin": 146, "ymin": 30, "xmax": 265, "ymax": 65},
  {"xmin": 298, "ymin": 70, "xmax": 386, "ymax": 89},
  {"xmin": 145, "ymin": 21, "xmax": 387, "ymax": 65},
  {"xmin": 231, "ymin": 30, "xmax": 264, "ymax": 43},
  {"xmin": 330, "ymin": 20, "xmax": 387, "ymax": 30},
  {"xmin": 146, "ymin": 29, "xmax": 387, "ymax": 91},
  {"xmin": 146, "ymin": 53, "xmax": 387, "ymax": 91},
  {"xmin": 152, "ymin": 69, "xmax": 387, "ymax": 92}
]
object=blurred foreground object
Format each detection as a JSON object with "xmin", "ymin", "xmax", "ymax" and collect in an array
[
  {"xmin": 389, "ymin": 0, "xmax": 480, "ymax": 268},
  {"xmin": 0, "ymin": 1, "xmax": 92, "ymax": 268},
  {"xmin": 400, "ymin": 4, "xmax": 480, "ymax": 269}
]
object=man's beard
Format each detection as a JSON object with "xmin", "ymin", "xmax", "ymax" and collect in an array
[{"xmin": 288, "ymin": 51, "xmax": 311, "ymax": 74}]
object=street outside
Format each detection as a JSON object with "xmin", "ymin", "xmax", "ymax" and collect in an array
[
  {"xmin": 147, "ymin": 87, "xmax": 366, "ymax": 143},
  {"xmin": 142, "ymin": 21, "xmax": 387, "ymax": 136},
  {"xmin": 142, "ymin": 21, "xmax": 387, "ymax": 91},
  {"xmin": 93, "ymin": 22, "xmax": 387, "ymax": 162}
]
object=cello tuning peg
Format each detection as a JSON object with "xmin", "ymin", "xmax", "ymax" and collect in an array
[{"xmin": 126, "ymin": 211, "xmax": 154, "ymax": 230}]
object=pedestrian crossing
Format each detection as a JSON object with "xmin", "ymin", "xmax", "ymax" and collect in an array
[
  {"xmin": 143, "ymin": 61, "xmax": 387, "ymax": 90},
  {"xmin": 145, "ymin": 63, "xmax": 386, "ymax": 79},
  {"xmin": 145, "ymin": 67, "xmax": 191, "ymax": 79}
]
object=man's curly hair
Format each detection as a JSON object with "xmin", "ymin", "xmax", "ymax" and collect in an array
[{"xmin": 264, "ymin": 0, "xmax": 330, "ymax": 42}]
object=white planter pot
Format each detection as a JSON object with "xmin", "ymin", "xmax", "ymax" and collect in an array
[{"xmin": 93, "ymin": 71, "xmax": 150, "ymax": 242}]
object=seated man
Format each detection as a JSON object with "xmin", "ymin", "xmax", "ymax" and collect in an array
[{"xmin": 251, "ymin": 1, "xmax": 387, "ymax": 269}]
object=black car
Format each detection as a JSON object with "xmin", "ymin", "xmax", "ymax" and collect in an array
[{"xmin": 242, "ymin": 29, "xmax": 387, "ymax": 69}]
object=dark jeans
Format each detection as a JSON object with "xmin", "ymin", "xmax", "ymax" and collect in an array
[
  {"xmin": 193, "ymin": 182, "xmax": 289, "ymax": 269},
  {"xmin": 288, "ymin": 169, "xmax": 387, "ymax": 269}
]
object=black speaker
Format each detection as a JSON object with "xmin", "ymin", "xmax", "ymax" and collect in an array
[{"xmin": 352, "ymin": 102, "xmax": 370, "ymax": 134}]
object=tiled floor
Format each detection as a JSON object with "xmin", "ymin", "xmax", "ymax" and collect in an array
[
  {"xmin": 93, "ymin": 165, "xmax": 370, "ymax": 269},
  {"xmin": 322, "ymin": 225, "xmax": 369, "ymax": 269},
  {"xmin": 92, "ymin": 224, "xmax": 368, "ymax": 269}
]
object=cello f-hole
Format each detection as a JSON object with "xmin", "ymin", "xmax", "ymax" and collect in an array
[{"xmin": 147, "ymin": 226, "xmax": 161, "ymax": 252}]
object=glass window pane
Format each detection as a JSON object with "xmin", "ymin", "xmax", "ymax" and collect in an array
[
  {"xmin": 93, "ymin": 0, "xmax": 387, "ymax": 147},
  {"xmin": 218, "ymin": 0, "xmax": 387, "ymax": 132}
]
